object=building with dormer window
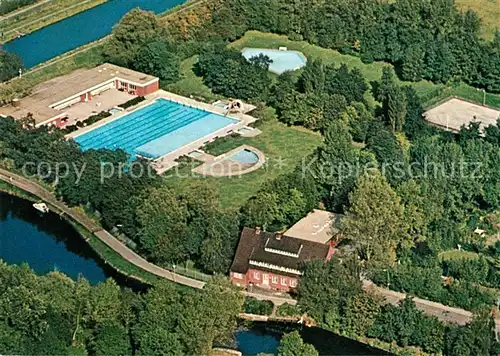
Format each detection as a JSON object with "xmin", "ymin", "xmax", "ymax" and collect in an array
[{"xmin": 230, "ymin": 210, "xmax": 342, "ymax": 291}]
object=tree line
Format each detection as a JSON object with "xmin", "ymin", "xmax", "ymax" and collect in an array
[
  {"xmin": 0, "ymin": 262, "xmax": 243, "ymax": 355},
  {"xmin": 296, "ymin": 256, "xmax": 498, "ymax": 355}
]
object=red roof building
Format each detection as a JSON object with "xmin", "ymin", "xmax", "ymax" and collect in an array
[{"xmin": 230, "ymin": 210, "xmax": 342, "ymax": 292}]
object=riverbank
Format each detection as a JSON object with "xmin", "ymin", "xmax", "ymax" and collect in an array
[
  {"xmin": 0, "ymin": 178, "xmax": 170, "ymax": 290},
  {"xmin": 0, "ymin": 179, "xmax": 160, "ymax": 289},
  {"xmin": 0, "ymin": 0, "xmax": 108, "ymax": 43}
]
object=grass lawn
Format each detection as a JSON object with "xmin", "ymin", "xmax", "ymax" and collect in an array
[
  {"xmin": 438, "ymin": 250, "xmax": 480, "ymax": 261},
  {"xmin": 455, "ymin": 0, "xmax": 499, "ymax": 41},
  {"xmin": 163, "ymin": 120, "xmax": 322, "ymax": 210},
  {"xmin": 230, "ymin": 31, "xmax": 500, "ymax": 109},
  {"xmin": 0, "ymin": 0, "xmax": 108, "ymax": 43}
]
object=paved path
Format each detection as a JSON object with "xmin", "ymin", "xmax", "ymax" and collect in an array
[{"xmin": 363, "ymin": 280, "xmax": 500, "ymax": 332}]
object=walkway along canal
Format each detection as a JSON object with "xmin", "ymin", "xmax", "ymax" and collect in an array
[{"xmin": 3, "ymin": 0, "xmax": 185, "ymax": 68}]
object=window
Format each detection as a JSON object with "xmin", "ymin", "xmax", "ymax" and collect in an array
[
  {"xmin": 271, "ymin": 276, "xmax": 278, "ymax": 284},
  {"xmin": 253, "ymin": 271, "xmax": 260, "ymax": 280},
  {"xmin": 129, "ymin": 84, "xmax": 137, "ymax": 90},
  {"xmin": 280, "ymin": 277, "xmax": 287, "ymax": 286},
  {"xmin": 233, "ymin": 273, "xmax": 243, "ymax": 279},
  {"xmin": 290, "ymin": 279, "xmax": 297, "ymax": 287}
]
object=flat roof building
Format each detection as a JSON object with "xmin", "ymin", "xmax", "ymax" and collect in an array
[
  {"xmin": 284, "ymin": 209, "xmax": 342, "ymax": 244},
  {"xmin": 0, "ymin": 63, "xmax": 159, "ymax": 127}
]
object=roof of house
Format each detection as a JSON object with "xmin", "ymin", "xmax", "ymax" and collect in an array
[
  {"xmin": 284, "ymin": 209, "xmax": 342, "ymax": 244},
  {"xmin": 0, "ymin": 63, "xmax": 158, "ymax": 124},
  {"xmin": 230, "ymin": 227, "xmax": 330, "ymax": 277}
]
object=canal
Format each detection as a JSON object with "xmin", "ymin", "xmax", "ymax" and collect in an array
[
  {"xmin": 0, "ymin": 192, "xmax": 387, "ymax": 355},
  {"xmin": 3, "ymin": 0, "xmax": 185, "ymax": 68}
]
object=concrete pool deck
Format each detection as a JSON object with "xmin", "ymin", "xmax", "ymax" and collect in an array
[
  {"xmin": 191, "ymin": 145, "xmax": 266, "ymax": 177},
  {"xmin": 68, "ymin": 90, "xmax": 258, "ymax": 174}
]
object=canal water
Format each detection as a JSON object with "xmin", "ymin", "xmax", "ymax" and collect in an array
[
  {"xmin": 0, "ymin": 192, "xmax": 111, "ymax": 284},
  {"xmin": 235, "ymin": 322, "xmax": 389, "ymax": 356},
  {"xmin": 3, "ymin": 0, "xmax": 185, "ymax": 68}
]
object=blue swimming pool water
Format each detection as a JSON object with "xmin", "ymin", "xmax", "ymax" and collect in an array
[
  {"xmin": 241, "ymin": 48, "xmax": 307, "ymax": 75},
  {"xmin": 74, "ymin": 98, "xmax": 238, "ymax": 159},
  {"xmin": 229, "ymin": 149, "xmax": 259, "ymax": 164}
]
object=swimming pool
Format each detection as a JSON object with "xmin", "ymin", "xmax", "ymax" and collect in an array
[
  {"xmin": 241, "ymin": 48, "xmax": 307, "ymax": 74},
  {"xmin": 74, "ymin": 98, "xmax": 238, "ymax": 159},
  {"xmin": 228, "ymin": 149, "xmax": 259, "ymax": 164}
]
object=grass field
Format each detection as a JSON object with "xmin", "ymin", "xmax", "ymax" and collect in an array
[
  {"xmin": 230, "ymin": 31, "xmax": 500, "ymax": 109},
  {"xmin": 163, "ymin": 120, "xmax": 322, "ymax": 210},
  {"xmin": 0, "ymin": 0, "xmax": 108, "ymax": 43},
  {"xmin": 455, "ymin": 0, "xmax": 499, "ymax": 41}
]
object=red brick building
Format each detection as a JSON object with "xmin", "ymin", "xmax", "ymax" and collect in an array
[
  {"xmin": 230, "ymin": 210, "xmax": 342, "ymax": 292},
  {"xmin": 0, "ymin": 63, "xmax": 159, "ymax": 128}
]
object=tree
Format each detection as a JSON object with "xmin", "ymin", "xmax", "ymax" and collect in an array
[
  {"xmin": 104, "ymin": 9, "xmax": 163, "ymax": 66},
  {"xmin": 196, "ymin": 48, "xmax": 271, "ymax": 101},
  {"xmin": 342, "ymin": 171, "xmax": 409, "ymax": 265},
  {"xmin": 92, "ymin": 322, "xmax": 131, "ymax": 356},
  {"xmin": 342, "ymin": 292, "xmax": 381, "ymax": 337},
  {"xmin": 313, "ymin": 120, "xmax": 370, "ymax": 210},
  {"xmin": 387, "ymin": 86, "xmax": 407, "ymax": 133},
  {"xmin": 297, "ymin": 257, "xmax": 362, "ymax": 326},
  {"xmin": 298, "ymin": 59, "xmax": 325, "ymax": 93},
  {"xmin": 0, "ymin": 50, "xmax": 23, "ymax": 82},
  {"xmin": 177, "ymin": 277, "xmax": 244, "ymax": 355},
  {"xmin": 136, "ymin": 185, "xmax": 190, "ymax": 264},
  {"xmin": 324, "ymin": 64, "xmax": 368, "ymax": 104},
  {"xmin": 369, "ymin": 297, "xmax": 444, "ymax": 353},
  {"xmin": 444, "ymin": 308, "xmax": 497, "ymax": 356},
  {"xmin": 278, "ymin": 331, "xmax": 318, "ymax": 356},
  {"xmin": 135, "ymin": 40, "xmax": 180, "ymax": 84}
]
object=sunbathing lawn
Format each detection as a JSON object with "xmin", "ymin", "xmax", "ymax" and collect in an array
[
  {"xmin": 163, "ymin": 120, "xmax": 322, "ymax": 210},
  {"xmin": 230, "ymin": 31, "xmax": 500, "ymax": 109}
]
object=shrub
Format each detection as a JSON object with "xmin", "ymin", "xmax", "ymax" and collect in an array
[
  {"xmin": 118, "ymin": 96, "xmax": 145, "ymax": 109},
  {"xmin": 243, "ymin": 297, "xmax": 274, "ymax": 315},
  {"xmin": 276, "ymin": 303, "xmax": 301, "ymax": 317}
]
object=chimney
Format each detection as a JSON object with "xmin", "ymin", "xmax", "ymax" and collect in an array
[
  {"xmin": 255, "ymin": 226, "xmax": 261, "ymax": 235},
  {"xmin": 275, "ymin": 232, "xmax": 282, "ymax": 240}
]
